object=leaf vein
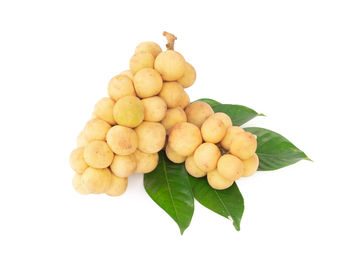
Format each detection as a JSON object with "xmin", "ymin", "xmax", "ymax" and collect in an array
[
  {"xmin": 214, "ymin": 190, "xmax": 232, "ymax": 221},
  {"xmin": 162, "ymin": 156, "xmax": 180, "ymax": 224}
]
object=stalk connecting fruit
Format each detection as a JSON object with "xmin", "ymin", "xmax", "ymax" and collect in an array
[{"xmin": 69, "ymin": 32, "xmax": 259, "ymax": 196}]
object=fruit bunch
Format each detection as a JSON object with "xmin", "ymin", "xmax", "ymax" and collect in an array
[
  {"xmin": 166, "ymin": 101, "xmax": 259, "ymax": 190},
  {"xmin": 69, "ymin": 32, "xmax": 195, "ymax": 196},
  {"xmin": 69, "ymin": 32, "xmax": 260, "ymax": 195}
]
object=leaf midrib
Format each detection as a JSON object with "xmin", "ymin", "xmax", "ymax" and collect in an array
[
  {"xmin": 257, "ymin": 152, "xmax": 306, "ymax": 158},
  {"xmin": 161, "ymin": 156, "xmax": 180, "ymax": 226},
  {"xmin": 214, "ymin": 189, "xmax": 232, "ymax": 222}
]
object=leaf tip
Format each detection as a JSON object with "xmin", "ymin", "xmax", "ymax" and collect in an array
[
  {"xmin": 305, "ymin": 156, "xmax": 313, "ymax": 162},
  {"xmin": 233, "ymin": 222, "xmax": 241, "ymax": 231},
  {"xmin": 258, "ymin": 113, "xmax": 266, "ymax": 117},
  {"xmin": 229, "ymin": 216, "xmax": 241, "ymax": 231},
  {"xmin": 179, "ymin": 227, "xmax": 186, "ymax": 235}
]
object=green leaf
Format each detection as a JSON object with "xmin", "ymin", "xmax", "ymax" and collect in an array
[
  {"xmin": 189, "ymin": 176, "xmax": 244, "ymax": 231},
  {"xmin": 196, "ymin": 99, "xmax": 262, "ymax": 126},
  {"xmin": 244, "ymin": 127, "xmax": 310, "ymax": 171},
  {"xmin": 195, "ymin": 98, "xmax": 221, "ymax": 107},
  {"xmin": 212, "ymin": 104, "xmax": 261, "ymax": 126},
  {"xmin": 144, "ymin": 151, "xmax": 194, "ymax": 234}
]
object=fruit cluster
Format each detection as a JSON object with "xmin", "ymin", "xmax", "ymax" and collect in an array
[
  {"xmin": 69, "ymin": 32, "xmax": 259, "ymax": 196},
  {"xmin": 166, "ymin": 101, "xmax": 259, "ymax": 190},
  {"xmin": 70, "ymin": 33, "xmax": 195, "ymax": 196}
]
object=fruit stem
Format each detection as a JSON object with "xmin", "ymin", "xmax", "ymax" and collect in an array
[
  {"xmin": 163, "ymin": 31, "xmax": 177, "ymax": 50},
  {"xmin": 217, "ymin": 144, "xmax": 229, "ymax": 155}
]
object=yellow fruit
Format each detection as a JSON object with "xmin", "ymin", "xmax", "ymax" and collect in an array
[
  {"xmin": 185, "ymin": 155, "xmax": 206, "ymax": 178},
  {"xmin": 179, "ymin": 90, "xmax": 190, "ymax": 109},
  {"xmin": 135, "ymin": 122, "xmax": 166, "ymax": 153},
  {"xmin": 81, "ymin": 167, "xmax": 112, "ymax": 194},
  {"xmin": 207, "ymin": 170, "xmax": 234, "ymax": 190},
  {"xmin": 129, "ymin": 52, "xmax": 154, "ymax": 74},
  {"xmin": 110, "ymin": 154, "xmax": 136, "ymax": 177},
  {"xmin": 194, "ymin": 143, "xmax": 221, "ymax": 172},
  {"xmin": 242, "ymin": 153, "xmax": 259, "ymax": 177},
  {"xmin": 83, "ymin": 141, "xmax": 114, "ymax": 168},
  {"xmin": 106, "ymin": 125, "xmax": 138, "ymax": 155},
  {"xmin": 229, "ymin": 131, "xmax": 257, "ymax": 160},
  {"xmin": 107, "ymin": 75, "xmax": 135, "ymax": 101},
  {"xmin": 69, "ymin": 147, "xmax": 88, "ymax": 174},
  {"xmin": 217, "ymin": 154, "xmax": 244, "ymax": 181},
  {"xmin": 212, "ymin": 112, "xmax": 232, "ymax": 129},
  {"xmin": 77, "ymin": 131, "xmax": 88, "ymax": 148},
  {"xmin": 83, "ymin": 118, "xmax": 111, "ymax": 142},
  {"xmin": 142, "ymin": 96, "xmax": 167, "ymax": 122},
  {"xmin": 177, "ymin": 62, "xmax": 196, "ymax": 88},
  {"xmin": 134, "ymin": 149, "xmax": 159, "ymax": 174},
  {"xmin": 201, "ymin": 115, "xmax": 227, "ymax": 143},
  {"xmin": 159, "ymin": 81, "xmax": 184, "ymax": 108},
  {"xmin": 105, "ymin": 174, "xmax": 128, "ymax": 196},
  {"xmin": 161, "ymin": 107, "xmax": 187, "ymax": 135},
  {"xmin": 72, "ymin": 173, "xmax": 89, "ymax": 195},
  {"xmin": 185, "ymin": 101, "xmax": 214, "ymax": 128},
  {"xmin": 220, "ymin": 126, "xmax": 245, "ymax": 150},
  {"xmin": 133, "ymin": 68, "xmax": 163, "ymax": 98},
  {"xmin": 135, "ymin": 41, "xmax": 162, "ymax": 58},
  {"xmin": 154, "ymin": 50, "xmax": 185, "ymax": 81},
  {"xmin": 93, "ymin": 97, "xmax": 116, "ymax": 125},
  {"xmin": 113, "ymin": 96, "xmax": 144, "ymax": 128},
  {"xmin": 165, "ymin": 145, "xmax": 186, "ymax": 163},
  {"xmin": 119, "ymin": 70, "xmax": 134, "ymax": 81},
  {"xmin": 168, "ymin": 122, "xmax": 202, "ymax": 157}
]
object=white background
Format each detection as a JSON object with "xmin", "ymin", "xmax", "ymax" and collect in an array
[{"xmin": 0, "ymin": 0, "xmax": 349, "ymax": 254}]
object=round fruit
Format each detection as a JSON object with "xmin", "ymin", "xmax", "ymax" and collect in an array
[
  {"xmin": 142, "ymin": 96, "xmax": 167, "ymax": 122},
  {"xmin": 217, "ymin": 154, "xmax": 244, "ymax": 181},
  {"xmin": 107, "ymin": 75, "xmax": 135, "ymax": 101},
  {"xmin": 177, "ymin": 62, "xmax": 196, "ymax": 88},
  {"xmin": 83, "ymin": 118, "xmax": 111, "ymax": 142},
  {"xmin": 81, "ymin": 167, "xmax": 112, "ymax": 194},
  {"xmin": 105, "ymin": 174, "xmax": 128, "ymax": 196},
  {"xmin": 72, "ymin": 173, "xmax": 89, "ymax": 195},
  {"xmin": 70, "ymin": 147, "xmax": 88, "ymax": 174},
  {"xmin": 185, "ymin": 155, "xmax": 206, "ymax": 178},
  {"xmin": 229, "ymin": 131, "xmax": 257, "ymax": 160},
  {"xmin": 113, "ymin": 96, "xmax": 144, "ymax": 128},
  {"xmin": 179, "ymin": 90, "xmax": 190, "ymax": 109},
  {"xmin": 135, "ymin": 122, "xmax": 166, "ymax": 153},
  {"xmin": 165, "ymin": 145, "xmax": 186, "ymax": 163},
  {"xmin": 106, "ymin": 125, "xmax": 138, "ymax": 155},
  {"xmin": 207, "ymin": 170, "xmax": 234, "ymax": 190},
  {"xmin": 159, "ymin": 81, "xmax": 184, "ymax": 108},
  {"xmin": 212, "ymin": 112, "xmax": 232, "ymax": 129},
  {"xmin": 93, "ymin": 97, "xmax": 116, "ymax": 125},
  {"xmin": 168, "ymin": 122, "xmax": 202, "ymax": 157},
  {"xmin": 135, "ymin": 41, "xmax": 162, "ymax": 58},
  {"xmin": 154, "ymin": 50, "xmax": 185, "ymax": 81},
  {"xmin": 134, "ymin": 149, "xmax": 159, "ymax": 174},
  {"xmin": 129, "ymin": 51, "xmax": 154, "ymax": 74},
  {"xmin": 119, "ymin": 70, "xmax": 133, "ymax": 80},
  {"xmin": 185, "ymin": 101, "xmax": 214, "ymax": 128},
  {"xmin": 201, "ymin": 115, "xmax": 227, "ymax": 143},
  {"xmin": 133, "ymin": 68, "xmax": 163, "ymax": 98},
  {"xmin": 83, "ymin": 141, "xmax": 114, "ymax": 168},
  {"xmin": 194, "ymin": 143, "xmax": 221, "ymax": 172},
  {"xmin": 242, "ymin": 153, "xmax": 259, "ymax": 177},
  {"xmin": 161, "ymin": 107, "xmax": 187, "ymax": 134},
  {"xmin": 110, "ymin": 154, "xmax": 136, "ymax": 177},
  {"xmin": 220, "ymin": 126, "xmax": 245, "ymax": 150}
]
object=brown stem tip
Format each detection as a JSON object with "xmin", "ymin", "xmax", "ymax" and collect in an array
[{"xmin": 163, "ymin": 31, "xmax": 177, "ymax": 50}]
